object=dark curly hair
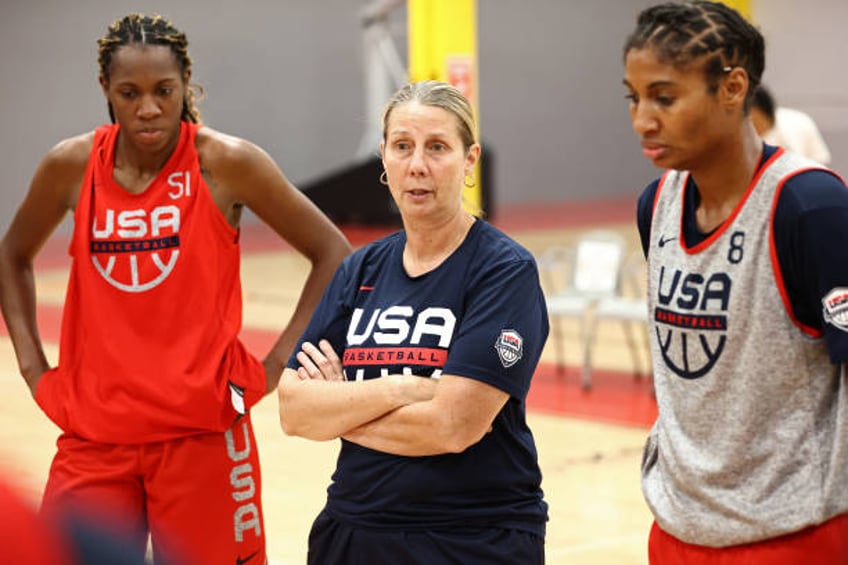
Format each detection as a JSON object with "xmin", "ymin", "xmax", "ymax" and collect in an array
[
  {"xmin": 97, "ymin": 13, "xmax": 203, "ymax": 124},
  {"xmin": 623, "ymin": 1, "xmax": 765, "ymax": 110}
]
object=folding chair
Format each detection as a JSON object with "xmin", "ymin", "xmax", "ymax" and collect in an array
[
  {"xmin": 581, "ymin": 250, "xmax": 650, "ymax": 389},
  {"xmin": 538, "ymin": 230, "xmax": 626, "ymax": 375}
]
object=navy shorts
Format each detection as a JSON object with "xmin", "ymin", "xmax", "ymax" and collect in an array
[{"xmin": 307, "ymin": 510, "xmax": 545, "ymax": 565}]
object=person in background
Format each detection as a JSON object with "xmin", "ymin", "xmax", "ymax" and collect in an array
[
  {"xmin": 623, "ymin": 1, "xmax": 848, "ymax": 563},
  {"xmin": 0, "ymin": 13, "xmax": 350, "ymax": 565},
  {"xmin": 278, "ymin": 80, "xmax": 549, "ymax": 564},
  {"xmin": 750, "ymin": 83, "xmax": 832, "ymax": 165}
]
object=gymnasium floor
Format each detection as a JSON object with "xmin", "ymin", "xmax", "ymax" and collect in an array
[{"xmin": 0, "ymin": 196, "xmax": 657, "ymax": 564}]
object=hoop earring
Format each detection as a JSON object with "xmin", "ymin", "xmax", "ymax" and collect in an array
[
  {"xmin": 464, "ymin": 175, "xmax": 477, "ymax": 188},
  {"xmin": 379, "ymin": 170, "xmax": 389, "ymax": 186}
]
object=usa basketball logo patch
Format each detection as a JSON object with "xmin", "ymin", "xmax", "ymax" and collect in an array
[
  {"xmin": 495, "ymin": 329, "xmax": 523, "ymax": 368},
  {"xmin": 823, "ymin": 287, "xmax": 848, "ymax": 332}
]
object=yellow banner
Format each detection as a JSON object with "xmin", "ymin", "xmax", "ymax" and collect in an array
[
  {"xmin": 408, "ymin": 0, "xmax": 482, "ymax": 215},
  {"xmin": 720, "ymin": 0, "xmax": 752, "ymax": 20}
]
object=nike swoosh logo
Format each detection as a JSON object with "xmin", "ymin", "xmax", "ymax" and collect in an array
[
  {"xmin": 658, "ymin": 235, "xmax": 676, "ymax": 247},
  {"xmin": 236, "ymin": 549, "xmax": 260, "ymax": 565}
]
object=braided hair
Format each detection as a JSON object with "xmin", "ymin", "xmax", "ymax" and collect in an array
[
  {"xmin": 623, "ymin": 1, "xmax": 765, "ymax": 109},
  {"xmin": 97, "ymin": 13, "xmax": 203, "ymax": 124}
]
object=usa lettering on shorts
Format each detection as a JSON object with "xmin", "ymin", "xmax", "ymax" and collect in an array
[{"xmin": 225, "ymin": 421, "xmax": 261, "ymax": 543}]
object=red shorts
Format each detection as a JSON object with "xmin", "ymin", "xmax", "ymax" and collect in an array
[
  {"xmin": 648, "ymin": 513, "xmax": 848, "ymax": 564},
  {"xmin": 41, "ymin": 415, "xmax": 265, "ymax": 565}
]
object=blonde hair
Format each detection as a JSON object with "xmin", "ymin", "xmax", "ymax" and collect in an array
[{"xmin": 381, "ymin": 81, "xmax": 477, "ymax": 152}]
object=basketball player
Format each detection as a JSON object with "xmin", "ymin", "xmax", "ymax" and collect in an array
[
  {"xmin": 278, "ymin": 81, "xmax": 549, "ymax": 564},
  {"xmin": 0, "ymin": 13, "xmax": 350, "ymax": 565},
  {"xmin": 623, "ymin": 2, "xmax": 848, "ymax": 563}
]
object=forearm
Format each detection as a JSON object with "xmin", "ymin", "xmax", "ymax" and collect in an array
[
  {"xmin": 262, "ymin": 252, "xmax": 349, "ymax": 394},
  {"xmin": 278, "ymin": 370, "xmax": 433, "ymax": 441},
  {"xmin": 343, "ymin": 374, "xmax": 510, "ymax": 456},
  {"xmin": 343, "ymin": 399, "xmax": 488, "ymax": 457},
  {"xmin": 262, "ymin": 327, "xmax": 299, "ymax": 395},
  {"xmin": 343, "ymin": 404, "xmax": 441, "ymax": 456},
  {"xmin": 0, "ymin": 250, "xmax": 49, "ymax": 394}
]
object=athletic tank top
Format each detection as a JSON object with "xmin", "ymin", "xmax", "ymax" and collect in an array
[
  {"xmin": 35, "ymin": 122, "xmax": 266, "ymax": 443},
  {"xmin": 642, "ymin": 149, "xmax": 848, "ymax": 546}
]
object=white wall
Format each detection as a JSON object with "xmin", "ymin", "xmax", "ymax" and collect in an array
[{"xmin": 754, "ymin": 0, "xmax": 848, "ymax": 173}]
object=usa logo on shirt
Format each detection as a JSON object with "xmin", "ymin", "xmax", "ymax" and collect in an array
[
  {"xmin": 90, "ymin": 205, "xmax": 181, "ymax": 293},
  {"xmin": 653, "ymin": 266, "xmax": 731, "ymax": 379},
  {"xmin": 88, "ymin": 171, "xmax": 192, "ymax": 293},
  {"xmin": 495, "ymin": 329, "xmax": 523, "ymax": 368}
]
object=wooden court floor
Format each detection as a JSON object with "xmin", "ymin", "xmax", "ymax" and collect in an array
[{"xmin": 0, "ymin": 207, "xmax": 656, "ymax": 564}]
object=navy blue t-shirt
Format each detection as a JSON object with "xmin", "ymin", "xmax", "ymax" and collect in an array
[
  {"xmin": 637, "ymin": 144, "xmax": 848, "ymax": 362},
  {"xmin": 288, "ymin": 219, "xmax": 549, "ymax": 534}
]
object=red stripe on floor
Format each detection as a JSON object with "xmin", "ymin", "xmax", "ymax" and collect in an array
[
  {"xmin": 528, "ymin": 364, "xmax": 656, "ymax": 428},
  {"xmin": 235, "ymin": 196, "xmax": 638, "ymax": 253},
  {"xmin": 489, "ymin": 196, "xmax": 636, "ymax": 232}
]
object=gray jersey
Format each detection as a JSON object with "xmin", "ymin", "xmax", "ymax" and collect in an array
[{"xmin": 642, "ymin": 151, "xmax": 848, "ymax": 547}]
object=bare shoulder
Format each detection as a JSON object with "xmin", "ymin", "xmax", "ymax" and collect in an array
[
  {"xmin": 44, "ymin": 131, "xmax": 95, "ymax": 175},
  {"xmin": 195, "ymin": 125, "xmax": 268, "ymax": 170},
  {"xmin": 5, "ymin": 131, "xmax": 95, "ymax": 246},
  {"xmin": 34, "ymin": 131, "xmax": 95, "ymax": 208},
  {"xmin": 195, "ymin": 125, "xmax": 287, "ymax": 205}
]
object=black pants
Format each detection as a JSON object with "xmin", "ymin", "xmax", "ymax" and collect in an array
[{"xmin": 307, "ymin": 510, "xmax": 545, "ymax": 565}]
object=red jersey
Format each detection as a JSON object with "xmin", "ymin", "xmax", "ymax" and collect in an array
[{"xmin": 35, "ymin": 122, "xmax": 266, "ymax": 443}]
